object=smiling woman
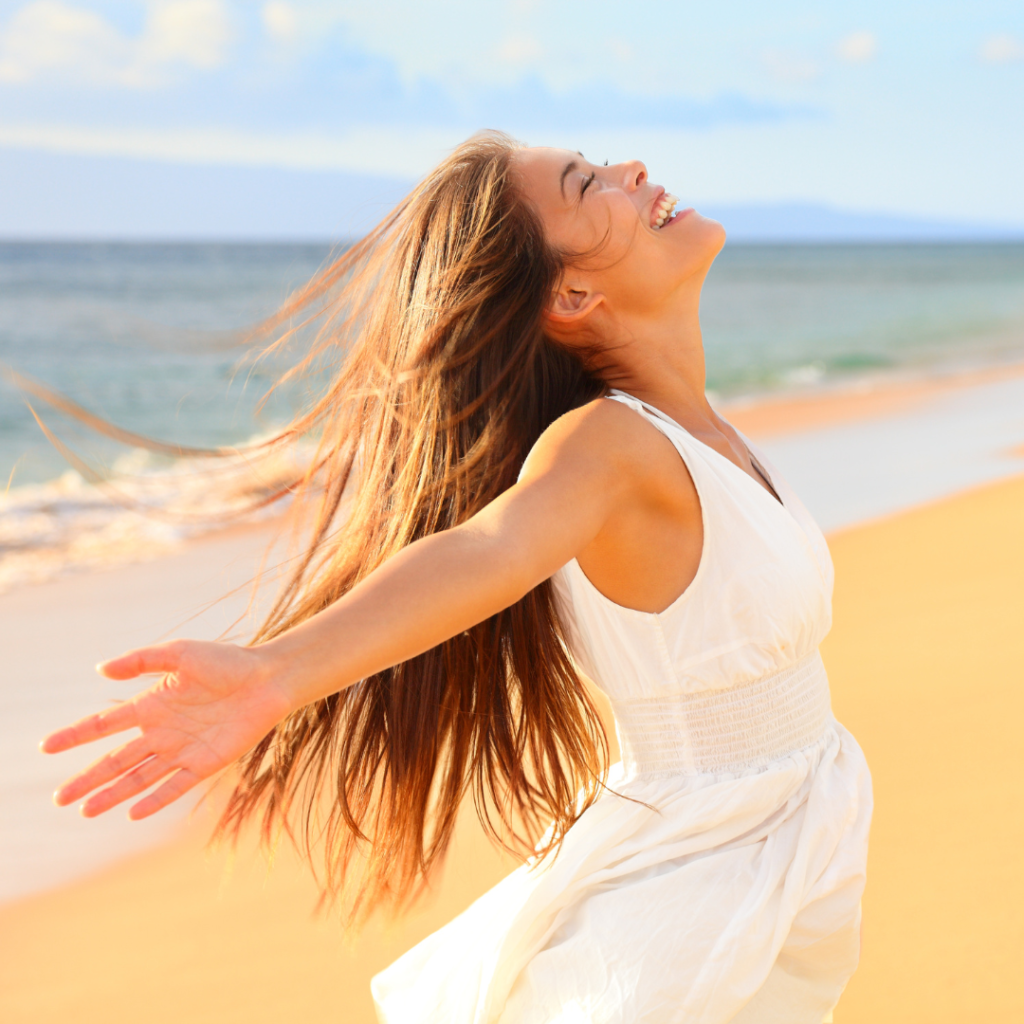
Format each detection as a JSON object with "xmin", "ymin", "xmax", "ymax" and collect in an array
[{"xmin": 40, "ymin": 130, "xmax": 870, "ymax": 1024}]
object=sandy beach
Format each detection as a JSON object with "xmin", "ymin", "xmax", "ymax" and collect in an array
[{"xmin": 1, "ymin": 374, "xmax": 1023, "ymax": 1023}]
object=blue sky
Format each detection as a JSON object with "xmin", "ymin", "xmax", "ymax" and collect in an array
[{"xmin": 1, "ymin": 0, "xmax": 1023, "ymax": 223}]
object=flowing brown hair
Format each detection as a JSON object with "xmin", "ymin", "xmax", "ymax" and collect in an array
[{"xmin": 205, "ymin": 130, "xmax": 613, "ymax": 921}]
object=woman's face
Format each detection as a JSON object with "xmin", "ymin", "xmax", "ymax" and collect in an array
[{"xmin": 513, "ymin": 146, "xmax": 726, "ymax": 323}]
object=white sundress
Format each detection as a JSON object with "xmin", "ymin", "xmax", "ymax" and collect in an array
[{"xmin": 373, "ymin": 390, "xmax": 873, "ymax": 1024}]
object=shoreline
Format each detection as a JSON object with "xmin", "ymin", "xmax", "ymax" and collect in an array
[
  {"xmin": 718, "ymin": 354, "xmax": 1024, "ymax": 437},
  {"xmin": 5, "ymin": 354, "xmax": 1024, "ymax": 596}
]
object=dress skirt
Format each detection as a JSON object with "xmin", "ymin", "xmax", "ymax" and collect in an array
[{"xmin": 372, "ymin": 721, "xmax": 871, "ymax": 1024}]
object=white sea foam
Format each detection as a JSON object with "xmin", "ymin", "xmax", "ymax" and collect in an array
[{"xmin": 0, "ymin": 439, "xmax": 310, "ymax": 593}]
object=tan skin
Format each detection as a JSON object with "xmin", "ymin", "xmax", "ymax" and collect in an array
[
  {"xmin": 518, "ymin": 147, "xmax": 778, "ymax": 609},
  {"xmin": 40, "ymin": 147, "xmax": 781, "ymax": 823}
]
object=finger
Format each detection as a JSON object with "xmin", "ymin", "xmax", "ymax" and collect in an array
[
  {"xmin": 41, "ymin": 701, "xmax": 138, "ymax": 754},
  {"xmin": 54, "ymin": 735, "xmax": 152, "ymax": 806},
  {"xmin": 80, "ymin": 755, "xmax": 173, "ymax": 817},
  {"xmin": 98, "ymin": 641, "xmax": 185, "ymax": 681},
  {"xmin": 129, "ymin": 768, "xmax": 202, "ymax": 820}
]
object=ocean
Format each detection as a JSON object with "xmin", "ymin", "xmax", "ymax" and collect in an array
[{"xmin": 2, "ymin": 240, "xmax": 1024, "ymax": 590}]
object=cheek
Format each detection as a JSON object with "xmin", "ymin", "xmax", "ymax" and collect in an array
[
  {"xmin": 553, "ymin": 213, "xmax": 608, "ymax": 258},
  {"xmin": 553, "ymin": 193, "xmax": 644, "ymax": 260},
  {"xmin": 574, "ymin": 193, "xmax": 641, "ymax": 259},
  {"xmin": 612, "ymin": 227, "xmax": 708, "ymax": 303},
  {"xmin": 602, "ymin": 237, "xmax": 675, "ymax": 307}
]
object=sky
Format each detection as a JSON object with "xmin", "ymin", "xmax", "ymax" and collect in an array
[{"xmin": 1, "ymin": 0, "xmax": 1023, "ymax": 229}]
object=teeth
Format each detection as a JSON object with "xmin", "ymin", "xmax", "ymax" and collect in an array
[{"xmin": 653, "ymin": 193, "xmax": 678, "ymax": 228}]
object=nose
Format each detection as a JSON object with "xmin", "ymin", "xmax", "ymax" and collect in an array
[{"xmin": 619, "ymin": 160, "xmax": 647, "ymax": 191}]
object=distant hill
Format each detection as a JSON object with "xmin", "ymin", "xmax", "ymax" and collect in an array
[
  {"xmin": 701, "ymin": 202, "xmax": 1024, "ymax": 242},
  {"xmin": 2, "ymin": 148, "xmax": 1022, "ymax": 242}
]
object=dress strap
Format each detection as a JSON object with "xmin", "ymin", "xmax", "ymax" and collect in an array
[
  {"xmin": 605, "ymin": 389, "xmax": 676, "ymax": 427},
  {"xmin": 604, "ymin": 390, "xmax": 699, "ymax": 449}
]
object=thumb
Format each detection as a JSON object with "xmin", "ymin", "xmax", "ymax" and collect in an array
[{"xmin": 98, "ymin": 641, "xmax": 186, "ymax": 680}]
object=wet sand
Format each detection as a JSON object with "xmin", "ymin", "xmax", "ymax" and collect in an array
[
  {"xmin": 1, "ymin": 382, "xmax": 1023, "ymax": 1022},
  {"xmin": 721, "ymin": 358, "xmax": 1024, "ymax": 437}
]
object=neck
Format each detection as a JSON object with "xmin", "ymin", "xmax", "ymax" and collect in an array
[{"xmin": 598, "ymin": 283, "xmax": 714, "ymax": 426}]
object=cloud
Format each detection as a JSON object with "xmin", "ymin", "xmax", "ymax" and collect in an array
[
  {"xmin": 496, "ymin": 33, "xmax": 543, "ymax": 67},
  {"xmin": 0, "ymin": 2, "xmax": 819, "ymax": 180},
  {"xmin": 762, "ymin": 49, "xmax": 821, "ymax": 84},
  {"xmin": 145, "ymin": 1, "xmax": 232, "ymax": 70},
  {"xmin": 0, "ymin": 0, "xmax": 233, "ymax": 86},
  {"xmin": 607, "ymin": 38, "xmax": 634, "ymax": 63},
  {"xmin": 262, "ymin": 1, "xmax": 297, "ymax": 43},
  {"xmin": 0, "ymin": 73, "xmax": 819, "ymax": 176},
  {"xmin": 0, "ymin": 119, "xmax": 464, "ymax": 176},
  {"xmin": 979, "ymin": 34, "xmax": 1024, "ymax": 64},
  {"xmin": 836, "ymin": 31, "xmax": 877, "ymax": 64},
  {"xmin": 442, "ymin": 78, "xmax": 816, "ymax": 134},
  {"xmin": 0, "ymin": 1, "xmax": 129, "ymax": 83}
]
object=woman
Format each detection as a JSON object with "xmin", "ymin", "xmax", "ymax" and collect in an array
[{"xmin": 42, "ymin": 132, "xmax": 871, "ymax": 1023}]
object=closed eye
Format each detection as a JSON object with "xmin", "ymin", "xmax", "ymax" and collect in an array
[{"xmin": 580, "ymin": 171, "xmax": 596, "ymax": 198}]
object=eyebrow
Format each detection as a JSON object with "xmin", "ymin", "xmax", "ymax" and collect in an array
[{"xmin": 559, "ymin": 152, "xmax": 585, "ymax": 199}]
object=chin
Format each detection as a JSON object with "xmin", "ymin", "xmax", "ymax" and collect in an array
[
  {"xmin": 683, "ymin": 211, "xmax": 727, "ymax": 258},
  {"xmin": 694, "ymin": 209, "xmax": 726, "ymax": 237}
]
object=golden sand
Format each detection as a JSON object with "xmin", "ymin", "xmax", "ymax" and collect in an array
[
  {"xmin": 821, "ymin": 474, "xmax": 1024, "ymax": 1022},
  {"xmin": 1, "ymin": 478, "xmax": 1022, "ymax": 1023},
  {"xmin": 721, "ymin": 359, "xmax": 1024, "ymax": 438}
]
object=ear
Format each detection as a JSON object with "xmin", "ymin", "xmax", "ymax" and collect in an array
[{"xmin": 545, "ymin": 285, "xmax": 605, "ymax": 326}]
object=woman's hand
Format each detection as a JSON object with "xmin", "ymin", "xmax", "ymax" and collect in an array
[{"xmin": 41, "ymin": 640, "xmax": 293, "ymax": 820}]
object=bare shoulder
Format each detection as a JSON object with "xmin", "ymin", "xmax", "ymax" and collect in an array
[{"xmin": 520, "ymin": 396, "xmax": 682, "ymax": 485}]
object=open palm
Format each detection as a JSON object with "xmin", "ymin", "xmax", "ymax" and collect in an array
[{"xmin": 42, "ymin": 640, "xmax": 292, "ymax": 820}]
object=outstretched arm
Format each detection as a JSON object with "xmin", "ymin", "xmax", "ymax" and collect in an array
[{"xmin": 41, "ymin": 400, "xmax": 653, "ymax": 820}]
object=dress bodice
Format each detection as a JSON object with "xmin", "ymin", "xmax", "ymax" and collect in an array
[{"xmin": 551, "ymin": 391, "xmax": 836, "ymax": 775}]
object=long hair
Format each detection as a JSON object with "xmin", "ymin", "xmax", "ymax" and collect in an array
[{"xmin": 213, "ymin": 130, "xmax": 610, "ymax": 921}]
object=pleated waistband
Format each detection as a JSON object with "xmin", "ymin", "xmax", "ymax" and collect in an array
[{"xmin": 609, "ymin": 651, "xmax": 832, "ymax": 777}]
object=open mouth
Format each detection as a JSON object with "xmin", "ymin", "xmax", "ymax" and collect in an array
[{"xmin": 651, "ymin": 192, "xmax": 679, "ymax": 229}]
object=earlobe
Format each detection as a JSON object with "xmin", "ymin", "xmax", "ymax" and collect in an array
[{"xmin": 545, "ymin": 288, "xmax": 605, "ymax": 325}]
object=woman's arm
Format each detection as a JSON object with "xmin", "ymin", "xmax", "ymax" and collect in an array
[
  {"xmin": 263, "ymin": 401, "xmax": 637, "ymax": 709},
  {"xmin": 41, "ymin": 400, "xmax": 664, "ymax": 820}
]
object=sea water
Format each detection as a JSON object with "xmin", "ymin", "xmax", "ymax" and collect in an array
[{"xmin": 3, "ymin": 240, "xmax": 1024, "ymax": 590}]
